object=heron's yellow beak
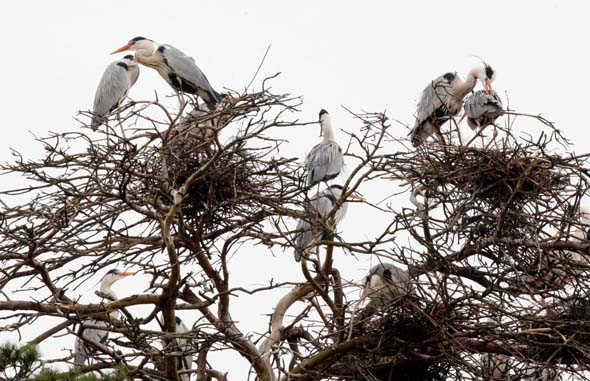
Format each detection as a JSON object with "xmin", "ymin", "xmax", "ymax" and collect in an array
[
  {"xmin": 484, "ymin": 79, "xmax": 493, "ymax": 95},
  {"xmin": 111, "ymin": 44, "xmax": 132, "ymax": 55}
]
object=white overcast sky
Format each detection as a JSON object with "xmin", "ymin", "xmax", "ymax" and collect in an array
[{"xmin": 1, "ymin": 0, "xmax": 589, "ymax": 378}]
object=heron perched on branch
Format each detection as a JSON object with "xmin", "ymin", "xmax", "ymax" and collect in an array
[
  {"xmin": 74, "ymin": 269, "xmax": 135, "ymax": 365},
  {"xmin": 156, "ymin": 315, "xmax": 193, "ymax": 381},
  {"xmin": 91, "ymin": 55, "xmax": 139, "ymax": 130},
  {"xmin": 111, "ymin": 37, "xmax": 224, "ymax": 110},
  {"xmin": 360, "ymin": 263, "xmax": 413, "ymax": 310},
  {"xmin": 305, "ymin": 109, "xmax": 344, "ymax": 187},
  {"xmin": 293, "ymin": 184, "xmax": 363, "ymax": 262},
  {"xmin": 410, "ymin": 62, "xmax": 496, "ymax": 146}
]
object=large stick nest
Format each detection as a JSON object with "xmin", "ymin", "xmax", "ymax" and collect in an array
[
  {"xmin": 335, "ymin": 298, "xmax": 456, "ymax": 381},
  {"xmin": 378, "ymin": 125, "xmax": 590, "ymax": 295}
]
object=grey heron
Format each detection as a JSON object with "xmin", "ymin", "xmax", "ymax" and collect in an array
[
  {"xmin": 174, "ymin": 103, "xmax": 217, "ymax": 141},
  {"xmin": 111, "ymin": 37, "xmax": 224, "ymax": 110},
  {"xmin": 463, "ymin": 90, "xmax": 503, "ymax": 132},
  {"xmin": 74, "ymin": 269, "xmax": 136, "ymax": 365},
  {"xmin": 156, "ymin": 314, "xmax": 193, "ymax": 381},
  {"xmin": 305, "ymin": 109, "xmax": 344, "ymax": 187},
  {"xmin": 293, "ymin": 184, "xmax": 363, "ymax": 262},
  {"xmin": 360, "ymin": 263, "xmax": 412, "ymax": 310},
  {"xmin": 409, "ymin": 63, "xmax": 496, "ymax": 146},
  {"xmin": 91, "ymin": 55, "xmax": 139, "ymax": 130},
  {"xmin": 174, "ymin": 316, "xmax": 193, "ymax": 381}
]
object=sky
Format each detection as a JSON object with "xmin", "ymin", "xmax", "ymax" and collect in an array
[{"xmin": 1, "ymin": 0, "xmax": 589, "ymax": 378}]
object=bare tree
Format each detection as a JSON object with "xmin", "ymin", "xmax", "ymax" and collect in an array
[{"xmin": 1, "ymin": 78, "xmax": 590, "ymax": 381}]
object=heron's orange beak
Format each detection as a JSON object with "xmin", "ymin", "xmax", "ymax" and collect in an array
[
  {"xmin": 111, "ymin": 44, "xmax": 132, "ymax": 55},
  {"xmin": 359, "ymin": 282, "xmax": 371, "ymax": 304},
  {"xmin": 348, "ymin": 192, "xmax": 366, "ymax": 202},
  {"xmin": 484, "ymin": 79, "xmax": 493, "ymax": 95},
  {"xmin": 116, "ymin": 271, "xmax": 136, "ymax": 276}
]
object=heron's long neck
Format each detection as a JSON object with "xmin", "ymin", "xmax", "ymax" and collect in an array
[
  {"xmin": 321, "ymin": 119, "xmax": 336, "ymax": 141},
  {"xmin": 453, "ymin": 69, "xmax": 479, "ymax": 97},
  {"xmin": 99, "ymin": 283, "xmax": 120, "ymax": 319},
  {"xmin": 134, "ymin": 42, "xmax": 161, "ymax": 68}
]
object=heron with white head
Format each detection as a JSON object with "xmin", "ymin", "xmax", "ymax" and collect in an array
[
  {"xmin": 305, "ymin": 109, "xmax": 344, "ymax": 187},
  {"xmin": 293, "ymin": 184, "xmax": 364, "ymax": 262},
  {"xmin": 74, "ymin": 269, "xmax": 136, "ymax": 365},
  {"xmin": 91, "ymin": 55, "xmax": 139, "ymax": 131},
  {"xmin": 360, "ymin": 263, "xmax": 413, "ymax": 310},
  {"xmin": 410, "ymin": 62, "xmax": 496, "ymax": 146},
  {"xmin": 111, "ymin": 37, "xmax": 224, "ymax": 110}
]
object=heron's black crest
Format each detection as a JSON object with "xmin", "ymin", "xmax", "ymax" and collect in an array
[
  {"xmin": 442, "ymin": 72, "xmax": 455, "ymax": 82},
  {"xmin": 129, "ymin": 36, "xmax": 149, "ymax": 44},
  {"xmin": 586, "ymin": 229, "xmax": 590, "ymax": 241},
  {"xmin": 329, "ymin": 184, "xmax": 344, "ymax": 191},
  {"xmin": 175, "ymin": 316, "xmax": 182, "ymax": 325},
  {"xmin": 485, "ymin": 65, "xmax": 494, "ymax": 79},
  {"xmin": 105, "ymin": 269, "xmax": 120, "ymax": 275},
  {"xmin": 116, "ymin": 62, "xmax": 129, "ymax": 70},
  {"xmin": 319, "ymin": 109, "xmax": 329, "ymax": 118},
  {"xmin": 123, "ymin": 55, "xmax": 134, "ymax": 60}
]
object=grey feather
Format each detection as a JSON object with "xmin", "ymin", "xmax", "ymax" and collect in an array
[
  {"xmin": 409, "ymin": 73, "xmax": 464, "ymax": 146},
  {"xmin": 293, "ymin": 186, "xmax": 347, "ymax": 261},
  {"xmin": 305, "ymin": 141, "xmax": 344, "ymax": 186},
  {"xmin": 91, "ymin": 59, "xmax": 139, "ymax": 130},
  {"xmin": 364, "ymin": 263, "xmax": 412, "ymax": 310},
  {"xmin": 464, "ymin": 90, "xmax": 503, "ymax": 130},
  {"xmin": 175, "ymin": 103, "xmax": 217, "ymax": 141},
  {"xmin": 74, "ymin": 319, "xmax": 109, "ymax": 365},
  {"xmin": 174, "ymin": 317, "xmax": 193, "ymax": 381},
  {"xmin": 366, "ymin": 263, "xmax": 412, "ymax": 295},
  {"xmin": 158, "ymin": 44, "xmax": 221, "ymax": 109}
]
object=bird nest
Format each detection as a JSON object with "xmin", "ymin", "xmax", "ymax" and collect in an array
[
  {"xmin": 341, "ymin": 299, "xmax": 453, "ymax": 381},
  {"xmin": 526, "ymin": 296, "xmax": 590, "ymax": 364},
  {"xmin": 140, "ymin": 131, "xmax": 263, "ymax": 229},
  {"xmin": 411, "ymin": 144, "xmax": 569, "ymax": 211}
]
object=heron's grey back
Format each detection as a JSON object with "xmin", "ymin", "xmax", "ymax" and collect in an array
[
  {"xmin": 464, "ymin": 90, "xmax": 503, "ymax": 119},
  {"xmin": 92, "ymin": 62, "xmax": 132, "ymax": 129},
  {"xmin": 305, "ymin": 141, "xmax": 344, "ymax": 186},
  {"xmin": 74, "ymin": 319, "xmax": 109, "ymax": 364},
  {"xmin": 161, "ymin": 44, "xmax": 219, "ymax": 100}
]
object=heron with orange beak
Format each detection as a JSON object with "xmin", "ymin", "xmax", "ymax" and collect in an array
[
  {"xmin": 111, "ymin": 36, "xmax": 224, "ymax": 110},
  {"xmin": 74, "ymin": 269, "xmax": 136, "ymax": 365},
  {"xmin": 293, "ymin": 184, "xmax": 364, "ymax": 262},
  {"xmin": 305, "ymin": 109, "xmax": 345, "ymax": 187},
  {"xmin": 409, "ymin": 62, "xmax": 496, "ymax": 146}
]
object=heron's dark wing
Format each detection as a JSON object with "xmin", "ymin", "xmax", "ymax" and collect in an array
[
  {"xmin": 160, "ymin": 44, "xmax": 220, "ymax": 105},
  {"xmin": 305, "ymin": 141, "xmax": 344, "ymax": 186}
]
